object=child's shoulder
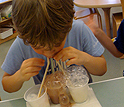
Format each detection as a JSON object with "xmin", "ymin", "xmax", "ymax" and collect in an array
[
  {"xmin": 15, "ymin": 36, "xmax": 23, "ymax": 42},
  {"xmin": 121, "ymin": 19, "xmax": 124, "ymax": 23},
  {"xmin": 117, "ymin": 19, "xmax": 124, "ymax": 36},
  {"xmin": 12, "ymin": 36, "xmax": 30, "ymax": 49},
  {"xmin": 72, "ymin": 19, "xmax": 84, "ymax": 26},
  {"xmin": 71, "ymin": 19, "xmax": 85, "ymax": 31}
]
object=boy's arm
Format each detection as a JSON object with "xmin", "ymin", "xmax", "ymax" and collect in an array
[
  {"xmin": 2, "ymin": 58, "xmax": 45, "ymax": 93},
  {"xmin": 87, "ymin": 21, "xmax": 123, "ymax": 58},
  {"xmin": 2, "ymin": 72, "xmax": 25, "ymax": 93},
  {"xmin": 81, "ymin": 53, "xmax": 107, "ymax": 76}
]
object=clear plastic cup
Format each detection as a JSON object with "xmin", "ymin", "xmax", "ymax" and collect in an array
[
  {"xmin": 59, "ymin": 91, "xmax": 71, "ymax": 107},
  {"xmin": 44, "ymin": 71, "xmax": 66, "ymax": 104},
  {"xmin": 66, "ymin": 76, "xmax": 89, "ymax": 103},
  {"xmin": 46, "ymin": 80, "xmax": 62, "ymax": 104},
  {"xmin": 24, "ymin": 84, "xmax": 50, "ymax": 107}
]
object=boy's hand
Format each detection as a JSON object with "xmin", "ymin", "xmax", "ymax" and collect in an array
[
  {"xmin": 54, "ymin": 46, "xmax": 89, "ymax": 65},
  {"xmin": 18, "ymin": 58, "xmax": 45, "ymax": 82}
]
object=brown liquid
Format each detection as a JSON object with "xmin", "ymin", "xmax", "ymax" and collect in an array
[
  {"xmin": 59, "ymin": 89, "xmax": 73, "ymax": 107},
  {"xmin": 45, "ymin": 71, "xmax": 63, "ymax": 104},
  {"xmin": 47, "ymin": 87, "xmax": 61, "ymax": 104},
  {"xmin": 44, "ymin": 71, "xmax": 67, "ymax": 104}
]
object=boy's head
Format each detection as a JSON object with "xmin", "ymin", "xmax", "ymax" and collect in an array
[{"xmin": 12, "ymin": 0, "xmax": 74, "ymax": 51}]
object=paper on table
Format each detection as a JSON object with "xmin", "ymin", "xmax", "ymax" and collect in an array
[
  {"xmin": 26, "ymin": 87, "xmax": 102, "ymax": 107},
  {"xmin": 51, "ymin": 87, "xmax": 102, "ymax": 107}
]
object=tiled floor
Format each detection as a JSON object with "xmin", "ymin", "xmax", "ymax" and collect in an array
[{"xmin": 0, "ymin": 6, "xmax": 123, "ymax": 100}]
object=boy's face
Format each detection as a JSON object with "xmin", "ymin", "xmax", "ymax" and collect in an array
[{"xmin": 31, "ymin": 37, "xmax": 66, "ymax": 58}]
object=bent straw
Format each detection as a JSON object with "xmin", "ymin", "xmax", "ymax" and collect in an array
[
  {"xmin": 56, "ymin": 61, "xmax": 73, "ymax": 87},
  {"xmin": 37, "ymin": 57, "xmax": 50, "ymax": 98}
]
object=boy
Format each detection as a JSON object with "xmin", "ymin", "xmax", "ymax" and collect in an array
[
  {"xmin": 87, "ymin": 19, "xmax": 124, "ymax": 58},
  {"xmin": 1, "ymin": 0, "xmax": 107, "ymax": 93}
]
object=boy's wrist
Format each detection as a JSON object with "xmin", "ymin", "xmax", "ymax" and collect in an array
[{"xmin": 14, "ymin": 70, "xmax": 25, "ymax": 84}]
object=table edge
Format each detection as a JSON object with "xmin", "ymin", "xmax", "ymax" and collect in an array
[
  {"xmin": 0, "ymin": 97, "xmax": 23, "ymax": 103},
  {"xmin": 1, "ymin": 77, "xmax": 124, "ymax": 103},
  {"xmin": 74, "ymin": 2, "xmax": 121, "ymax": 8},
  {"xmin": 89, "ymin": 76, "xmax": 124, "ymax": 85},
  {"xmin": 0, "ymin": 0, "xmax": 12, "ymax": 4}
]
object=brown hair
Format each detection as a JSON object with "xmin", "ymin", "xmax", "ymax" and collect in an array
[{"xmin": 12, "ymin": 0, "xmax": 74, "ymax": 50}]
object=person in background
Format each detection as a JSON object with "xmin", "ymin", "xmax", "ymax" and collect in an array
[
  {"xmin": 1, "ymin": 0, "xmax": 107, "ymax": 93},
  {"xmin": 87, "ymin": 19, "xmax": 124, "ymax": 58}
]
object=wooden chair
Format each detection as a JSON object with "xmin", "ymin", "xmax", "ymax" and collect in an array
[
  {"xmin": 74, "ymin": 8, "xmax": 103, "ymax": 29},
  {"xmin": 112, "ymin": 0, "xmax": 124, "ymax": 38}
]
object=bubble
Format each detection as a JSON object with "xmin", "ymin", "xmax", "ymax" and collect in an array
[{"xmin": 65, "ymin": 65, "xmax": 89, "ymax": 87}]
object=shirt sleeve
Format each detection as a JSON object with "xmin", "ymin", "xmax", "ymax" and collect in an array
[
  {"xmin": 81, "ymin": 21, "xmax": 105, "ymax": 57},
  {"xmin": 114, "ymin": 19, "xmax": 124, "ymax": 54},
  {"xmin": 1, "ymin": 37, "xmax": 24, "ymax": 75},
  {"xmin": 67, "ymin": 20, "xmax": 104, "ymax": 57}
]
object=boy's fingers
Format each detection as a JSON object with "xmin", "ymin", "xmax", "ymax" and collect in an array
[
  {"xmin": 54, "ymin": 47, "xmax": 75, "ymax": 61},
  {"xmin": 24, "ymin": 66, "xmax": 41, "ymax": 73},
  {"xmin": 22, "ymin": 58, "xmax": 45, "ymax": 67}
]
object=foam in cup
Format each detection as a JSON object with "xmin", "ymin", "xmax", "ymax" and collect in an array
[{"xmin": 24, "ymin": 84, "xmax": 50, "ymax": 107}]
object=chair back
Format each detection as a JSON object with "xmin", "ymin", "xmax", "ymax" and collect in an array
[{"xmin": 121, "ymin": 0, "xmax": 124, "ymax": 18}]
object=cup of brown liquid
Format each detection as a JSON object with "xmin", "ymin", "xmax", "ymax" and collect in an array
[{"xmin": 44, "ymin": 71, "xmax": 66, "ymax": 104}]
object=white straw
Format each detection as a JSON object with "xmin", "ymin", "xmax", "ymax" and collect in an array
[
  {"xmin": 56, "ymin": 61, "xmax": 73, "ymax": 86},
  {"xmin": 56, "ymin": 61, "xmax": 66, "ymax": 76},
  {"xmin": 37, "ymin": 57, "xmax": 50, "ymax": 98}
]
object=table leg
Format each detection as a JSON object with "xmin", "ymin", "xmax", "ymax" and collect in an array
[{"xmin": 102, "ymin": 8, "xmax": 111, "ymax": 38}]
